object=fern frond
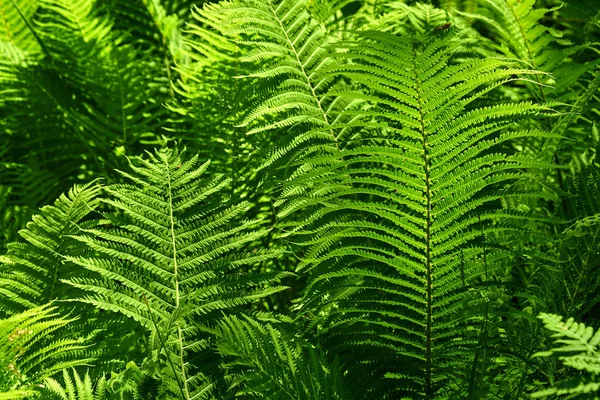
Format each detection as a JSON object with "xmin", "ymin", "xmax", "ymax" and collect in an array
[
  {"xmin": 533, "ymin": 313, "xmax": 600, "ymax": 398},
  {"xmin": 64, "ymin": 147, "xmax": 291, "ymax": 399},
  {"xmin": 0, "ymin": 0, "xmax": 41, "ymax": 52},
  {"xmin": 282, "ymin": 29, "xmax": 560, "ymax": 398},
  {"xmin": 0, "ymin": 304, "xmax": 93, "ymax": 393},
  {"xmin": 191, "ymin": 0, "xmax": 352, "ymax": 167},
  {"xmin": 0, "ymin": 182, "xmax": 101, "ymax": 315},
  {"xmin": 42, "ymin": 367, "xmax": 147, "ymax": 400},
  {"xmin": 462, "ymin": 0, "xmax": 595, "ymax": 104}
]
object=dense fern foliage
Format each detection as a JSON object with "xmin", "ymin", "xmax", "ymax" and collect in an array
[{"xmin": 1, "ymin": 0, "xmax": 600, "ymax": 398}]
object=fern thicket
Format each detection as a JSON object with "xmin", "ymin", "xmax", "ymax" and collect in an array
[{"xmin": 1, "ymin": 0, "xmax": 599, "ymax": 399}]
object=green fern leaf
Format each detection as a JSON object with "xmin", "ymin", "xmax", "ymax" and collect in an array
[
  {"xmin": 0, "ymin": 0, "xmax": 41, "ymax": 52},
  {"xmin": 0, "ymin": 304, "xmax": 93, "ymax": 394},
  {"xmin": 281, "ymin": 29, "xmax": 560, "ymax": 398},
  {"xmin": 533, "ymin": 313, "xmax": 600, "ymax": 398},
  {"xmin": 64, "ymin": 147, "xmax": 291, "ymax": 399},
  {"xmin": 0, "ymin": 182, "xmax": 101, "ymax": 315}
]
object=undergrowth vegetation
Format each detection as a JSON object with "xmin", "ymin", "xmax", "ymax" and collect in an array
[{"xmin": 1, "ymin": 0, "xmax": 599, "ymax": 398}]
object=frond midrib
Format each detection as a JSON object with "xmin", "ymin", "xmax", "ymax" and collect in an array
[{"xmin": 410, "ymin": 40, "xmax": 434, "ymax": 399}]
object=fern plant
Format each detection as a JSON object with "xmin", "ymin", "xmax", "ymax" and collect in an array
[
  {"xmin": 1, "ymin": 0, "xmax": 600, "ymax": 399},
  {"xmin": 275, "ymin": 27, "xmax": 561, "ymax": 398}
]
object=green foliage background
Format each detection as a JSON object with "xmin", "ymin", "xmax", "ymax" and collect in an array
[{"xmin": 0, "ymin": 0, "xmax": 599, "ymax": 398}]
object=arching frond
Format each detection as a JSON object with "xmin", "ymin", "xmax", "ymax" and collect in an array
[
  {"xmin": 0, "ymin": 182, "xmax": 101, "ymax": 315},
  {"xmin": 0, "ymin": 304, "xmax": 92, "ymax": 394}
]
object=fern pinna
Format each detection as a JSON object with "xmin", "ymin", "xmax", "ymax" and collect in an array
[
  {"xmin": 63, "ymin": 147, "xmax": 291, "ymax": 399},
  {"xmin": 278, "ymin": 29, "xmax": 559, "ymax": 398}
]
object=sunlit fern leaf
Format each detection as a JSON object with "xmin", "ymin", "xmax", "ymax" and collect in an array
[
  {"xmin": 364, "ymin": 3, "xmax": 452, "ymax": 35},
  {"xmin": 0, "ymin": 182, "xmax": 101, "ymax": 316},
  {"xmin": 42, "ymin": 362, "xmax": 157, "ymax": 400},
  {"xmin": 0, "ymin": 0, "xmax": 40, "ymax": 52},
  {"xmin": 64, "ymin": 147, "xmax": 291, "ymax": 399},
  {"xmin": 37, "ymin": 0, "xmax": 112, "ymax": 43},
  {"xmin": 99, "ymin": 0, "xmax": 187, "ymax": 61},
  {"xmin": 41, "ymin": 367, "xmax": 148, "ymax": 400},
  {"xmin": 192, "ymin": 0, "xmax": 359, "ymax": 171},
  {"xmin": 216, "ymin": 314, "xmax": 349, "ymax": 399},
  {"xmin": 533, "ymin": 313, "xmax": 600, "ymax": 398},
  {"xmin": 0, "ymin": 304, "xmax": 93, "ymax": 394},
  {"xmin": 280, "ymin": 29, "xmax": 561, "ymax": 398},
  {"xmin": 0, "ymin": 390, "xmax": 34, "ymax": 399}
]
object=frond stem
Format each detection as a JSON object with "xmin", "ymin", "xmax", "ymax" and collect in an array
[
  {"xmin": 411, "ymin": 41, "xmax": 434, "ymax": 400},
  {"xmin": 142, "ymin": 294, "xmax": 189, "ymax": 400},
  {"xmin": 163, "ymin": 153, "xmax": 191, "ymax": 398}
]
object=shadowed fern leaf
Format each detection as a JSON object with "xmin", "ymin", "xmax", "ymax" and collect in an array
[{"xmin": 216, "ymin": 315, "xmax": 348, "ymax": 399}]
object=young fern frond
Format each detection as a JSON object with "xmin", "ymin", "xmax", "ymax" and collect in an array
[
  {"xmin": 216, "ymin": 315, "xmax": 348, "ymax": 399},
  {"xmin": 282, "ymin": 29, "xmax": 560, "ymax": 398},
  {"xmin": 0, "ymin": 182, "xmax": 101, "ymax": 315},
  {"xmin": 0, "ymin": 304, "xmax": 93, "ymax": 394},
  {"xmin": 533, "ymin": 313, "xmax": 600, "ymax": 398},
  {"xmin": 64, "ymin": 147, "xmax": 291, "ymax": 399}
]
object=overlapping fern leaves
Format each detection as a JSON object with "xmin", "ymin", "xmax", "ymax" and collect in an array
[
  {"xmin": 216, "ymin": 315, "xmax": 348, "ymax": 399},
  {"xmin": 190, "ymin": 0, "xmax": 356, "ymax": 170},
  {"xmin": 278, "ymin": 29, "xmax": 560, "ymax": 398},
  {"xmin": 1, "ymin": 0, "xmax": 599, "ymax": 398},
  {"xmin": 0, "ymin": 304, "xmax": 92, "ymax": 397}
]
